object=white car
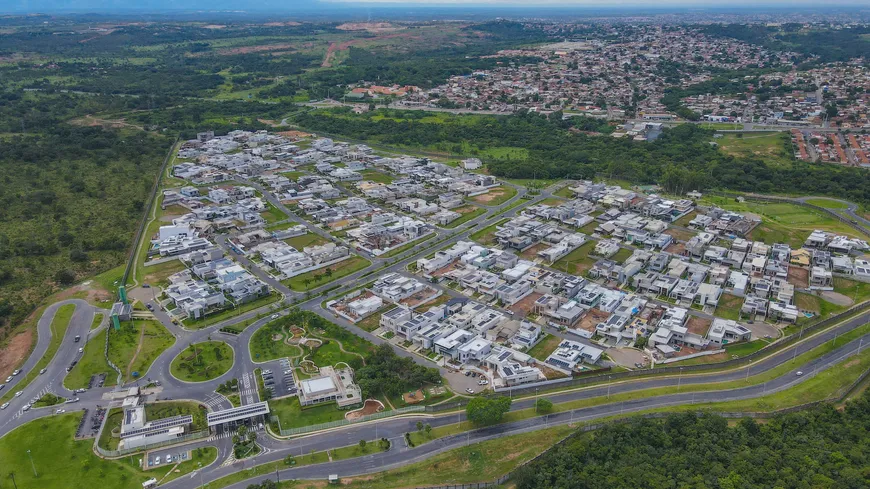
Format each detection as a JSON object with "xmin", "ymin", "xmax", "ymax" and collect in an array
[
  {"xmin": 12, "ymin": 370, "xmax": 20, "ymax": 376},
  {"xmin": 796, "ymin": 371, "xmax": 804, "ymax": 377},
  {"xmin": 55, "ymin": 409, "xmax": 65, "ymax": 414},
  {"xmin": 465, "ymin": 388, "xmax": 475, "ymax": 394},
  {"xmin": 271, "ymin": 314, "xmax": 280, "ymax": 320},
  {"xmin": 0, "ymin": 403, "xmax": 8, "ymax": 410},
  {"xmin": 78, "ymin": 348, "xmax": 84, "ymax": 353},
  {"xmin": 154, "ymin": 457, "xmax": 161, "ymax": 465},
  {"xmin": 5, "ymin": 376, "xmax": 12, "ymax": 383},
  {"xmin": 478, "ymin": 380, "xmax": 489, "ymax": 386},
  {"xmin": 39, "ymin": 368, "xmax": 46, "ymax": 374},
  {"xmin": 14, "ymin": 391, "xmax": 22, "ymax": 397},
  {"xmin": 22, "ymin": 404, "xmax": 30, "ymax": 411}
]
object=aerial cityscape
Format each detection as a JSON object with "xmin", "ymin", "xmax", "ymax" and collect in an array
[{"xmin": 2, "ymin": 2, "xmax": 870, "ymax": 489}]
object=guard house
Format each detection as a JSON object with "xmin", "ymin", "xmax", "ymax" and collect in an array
[
  {"xmin": 298, "ymin": 366, "xmax": 361, "ymax": 408},
  {"xmin": 206, "ymin": 401, "xmax": 271, "ymax": 434},
  {"xmin": 119, "ymin": 405, "xmax": 193, "ymax": 450}
]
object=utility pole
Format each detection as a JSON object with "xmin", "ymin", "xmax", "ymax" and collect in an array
[{"xmin": 9, "ymin": 473, "xmax": 17, "ymax": 489}]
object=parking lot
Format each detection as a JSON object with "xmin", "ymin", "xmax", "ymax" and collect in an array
[
  {"xmin": 146, "ymin": 448, "xmax": 191, "ymax": 469},
  {"xmin": 75, "ymin": 406, "xmax": 105, "ymax": 439},
  {"xmin": 260, "ymin": 359, "xmax": 298, "ymax": 399},
  {"xmin": 443, "ymin": 368, "xmax": 487, "ymax": 395}
]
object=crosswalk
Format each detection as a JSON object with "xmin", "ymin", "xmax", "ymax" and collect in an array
[
  {"xmin": 240, "ymin": 372, "xmax": 257, "ymax": 405},
  {"xmin": 203, "ymin": 393, "xmax": 230, "ymax": 411},
  {"xmin": 11, "ymin": 383, "xmax": 54, "ymax": 419}
]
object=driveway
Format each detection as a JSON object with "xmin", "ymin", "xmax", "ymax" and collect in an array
[
  {"xmin": 744, "ymin": 321, "xmax": 781, "ymax": 340},
  {"xmin": 607, "ymin": 347, "xmax": 649, "ymax": 368}
]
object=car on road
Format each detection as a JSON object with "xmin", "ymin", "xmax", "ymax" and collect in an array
[
  {"xmin": 14, "ymin": 391, "xmax": 22, "ymax": 397},
  {"xmin": 0, "ymin": 403, "xmax": 8, "ymax": 410},
  {"xmin": 146, "ymin": 304, "xmax": 154, "ymax": 311},
  {"xmin": 76, "ymin": 388, "xmax": 87, "ymax": 393},
  {"xmin": 5, "ymin": 376, "xmax": 11, "ymax": 383},
  {"xmin": 40, "ymin": 368, "xmax": 46, "ymax": 374},
  {"xmin": 74, "ymin": 335, "xmax": 81, "ymax": 343},
  {"xmin": 55, "ymin": 409, "xmax": 65, "ymax": 414},
  {"xmin": 22, "ymin": 404, "xmax": 31, "ymax": 411},
  {"xmin": 0, "ymin": 384, "xmax": 4, "ymax": 391},
  {"xmin": 271, "ymin": 314, "xmax": 280, "ymax": 319},
  {"xmin": 65, "ymin": 397, "xmax": 79, "ymax": 403},
  {"xmin": 78, "ymin": 347, "xmax": 84, "ymax": 353},
  {"xmin": 796, "ymin": 371, "xmax": 804, "ymax": 376},
  {"xmin": 12, "ymin": 370, "xmax": 20, "ymax": 376}
]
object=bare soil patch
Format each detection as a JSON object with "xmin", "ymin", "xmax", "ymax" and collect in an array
[
  {"xmin": 0, "ymin": 330, "xmax": 34, "ymax": 379},
  {"xmin": 402, "ymin": 389, "xmax": 425, "ymax": 405},
  {"xmin": 576, "ymin": 308, "xmax": 610, "ymax": 333},
  {"xmin": 336, "ymin": 22, "xmax": 404, "ymax": 33},
  {"xmin": 472, "ymin": 189, "xmax": 505, "ymax": 204},
  {"xmin": 345, "ymin": 399, "xmax": 384, "ymax": 420},
  {"xmin": 216, "ymin": 43, "xmax": 297, "ymax": 56},
  {"xmin": 788, "ymin": 267, "xmax": 809, "ymax": 288},
  {"xmin": 686, "ymin": 316, "xmax": 712, "ymax": 336},
  {"xmin": 322, "ymin": 33, "xmax": 415, "ymax": 67},
  {"xmin": 508, "ymin": 292, "xmax": 543, "ymax": 317}
]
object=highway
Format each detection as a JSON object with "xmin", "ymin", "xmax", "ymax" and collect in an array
[{"xmin": 1, "ymin": 177, "xmax": 869, "ymax": 489}]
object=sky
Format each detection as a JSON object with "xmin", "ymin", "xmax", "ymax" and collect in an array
[{"xmin": 3, "ymin": 0, "xmax": 868, "ymax": 14}]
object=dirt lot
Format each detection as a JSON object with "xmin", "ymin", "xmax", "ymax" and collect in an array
[
  {"xmin": 0, "ymin": 329, "xmax": 34, "ymax": 380},
  {"xmin": 576, "ymin": 308, "xmax": 610, "ymax": 333},
  {"xmin": 400, "ymin": 288, "xmax": 441, "ymax": 309},
  {"xmin": 685, "ymin": 316, "xmax": 712, "ymax": 336},
  {"xmin": 788, "ymin": 267, "xmax": 809, "ymax": 288},
  {"xmin": 520, "ymin": 243, "xmax": 548, "ymax": 261},
  {"xmin": 665, "ymin": 228, "xmax": 695, "ymax": 243},
  {"xmin": 472, "ymin": 189, "xmax": 507, "ymax": 204},
  {"xmin": 402, "ymin": 389, "xmax": 425, "ymax": 405},
  {"xmin": 322, "ymin": 33, "xmax": 415, "ymax": 67},
  {"xmin": 607, "ymin": 347, "xmax": 648, "ymax": 368},
  {"xmin": 665, "ymin": 242, "xmax": 686, "ymax": 255},
  {"xmin": 508, "ymin": 292, "xmax": 543, "ymax": 317},
  {"xmin": 345, "ymin": 399, "xmax": 384, "ymax": 420}
]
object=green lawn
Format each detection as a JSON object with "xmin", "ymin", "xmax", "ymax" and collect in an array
[
  {"xmin": 90, "ymin": 313, "xmax": 103, "ymax": 330},
  {"xmin": 554, "ymin": 186, "xmax": 574, "ymax": 198},
  {"xmin": 260, "ymin": 202, "xmax": 289, "ymax": 224},
  {"xmin": 723, "ymin": 338, "xmax": 772, "ymax": 356},
  {"xmin": 833, "ymin": 276, "xmax": 870, "ymax": 304},
  {"xmin": 249, "ymin": 318, "xmax": 304, "ymax": 362},
  {"xmin": 309, "ymin": 340, "xmax": 364, "ymax": 367},
  {"xmin": 282, "ymin": 255, "xmax": 371, "ymax": 291},
  {"xmin": 0, "ymin": 304, "xmax": 75, "ymax": 403},
  {"xmin": 269, "ymin": 396, "xmax": 346, "ymax": 431},
  {"xmin": 715, "ymin": 293, "xmax": 744, "ymax": 321},
  {"xmin": 804, "ymin": 198, "xmax": 850, "ymax": 209},
  {"xmin": 183, "ymin": 292, "xmax": 281, "ymax": 329},
  {"xmin": 527, "ymin": 333, "xmax": 561, "ymax": 361},
  {"xmin": 170, "ymin": 341, "xmax": 234, "ymax": 382},
  {"xmin": 127, "ymin": 320, "xmax": 175, "ymax": 381},
  {"xmin": 65, "ymin": 333, "xmax": 117, "ymax": 390},
  {"xmin": 1, "ymin": 413, "xmax": 168, "ymax": 489},
  {"xmin": 100, "ymin": 401, "xmax": 206, "ymax": 451},
  {"xmin": 105, "ymin": 320, "xmax": 175, "ymax": 383},
  {"xmin": 280, "ymin": 171, "xmax": 308, "ymax": 180},
  {"xmin": 469, "ymin": 186, "xmax": 518, "ymax": 206},
  {"xmin": 330, "ymin": 440, "xmax": 389, "ymax": 461},
  {"xmin": 444, "ymin": 206, "xmax": 487, "ymax": 229},
  {"xmin": 701, "ymin": 196, "xmax": 861, "ymax": 248},
  {"xmin": 357, "ymin": 306, "xmax": 393, "ymax": 332},
  {"xmin": 284, "ymin": 232, "xmax": 329, "ymax": 250},
  {"xmin": 551, "ymin": 240, "xmax": 598, "ymax": 276},
  {"xmin": 714, "ymin": 132, "xmax": 793, "ymax": 167},
  {"xmin": 141, "ymin": 259, "xmax": 187, "ymax": 288},
  {"xmin": 360, "ymin": 169, "xmax": 394, "ymax": 184},
  {"xmin": 795, "ymin": 291, "xmax": 845, "ymax": 319},
  {"xmin": 611, "ymin": 247, "xmax": 633, "ymax": 263}
]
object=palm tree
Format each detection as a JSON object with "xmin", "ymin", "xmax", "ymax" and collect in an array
[
  {"xmin": 324, "ymin": 267, "xmax": 333, "ymax": 278},
  {"xmin": 303, "ymin": 278, "xmax": 311, "ymax": 290}
]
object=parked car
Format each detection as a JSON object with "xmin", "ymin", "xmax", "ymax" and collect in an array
[
  {"xmin": 14, "ymin": 391, "xmax": 22, "ymax": 397},
  {"xmin": 12, "ymin": 370, "xmax": 20, "ymax": 376},
  {"xmin": 78, "ymin": 348, "xmax": 84, "ymax": 353},
  {"xmin": 465, "ymin": 388, "xmax": 475, "ymax": 394},
  {"xmin": 39, "ymin": 368, "xmax": 46, "ymax": 374},
  {"xmin": 5, "ymin": 376, "xmax": 11, "ymax": 383}
]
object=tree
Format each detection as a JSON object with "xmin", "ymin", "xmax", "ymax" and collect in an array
[
  {"xmin": 635, "ymin": 336, "xmax": 649, "ymax": 349},
  {"xmin": 325, "ymin": 267, "xmax": 333, "ymax": 278},
  {"xmin": 535, "ymin": 398, "xmax": 553, "ymax": 413},
  {"xmin": 359, "ymin": 439, "xmax": 367, "ymax": 450},
  {"xmin": 466, "ymin": 396, "xmax": 512, "ymax": 425},
  {"xmin": 303, "ymin": 278, "xmax": 311, "ymax": 290},
  {"xmin": 425, "ymin": 424, "xmax": 432, "ymax": 436},
  {"xmin": 416, "ymin": 421, "xmax": 424, "ymax": 432}
]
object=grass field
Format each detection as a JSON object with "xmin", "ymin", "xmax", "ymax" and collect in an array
[
  {"xmin": 282, "ymin": 256, "xmax": 371, "ymax": 291},
  {"xmin": 284, "ymin": 232, "xmax": 329, "ymax": 250},
  {"xmin": 260, "ymin": 202, "xmax": 289, "ymax": 224},
  {"xmin": 469, "ymin": 186, "xmax": 517, "ymax": 206},
  {"xmin": 360, "ymin": 170, "xmax": 394, "ymax": 184},
  {"xmin": 715, "ymin": 293, "xmax": 744, "ymax": 321},
  {"xmin": 170, "ymin": 341, "xmax": 234, "ymax": 382},
  {"xmin": 65, "ymin": 332, "xmax": 116, "ymax": 390},
  {"xmin": 551, "ymin": 241, "xmax": 598, "ymax": 276},
  {"xmin": 804, "ymin": 198, "xmax": 850, "ymax": 209},
  {"xmin": 701, "ymin": 196, "xmax": 860, "ymax": 248},
  {"xmin": 714, "ymin": 132, "xmax": 793, "ymax": 166},
  {"xmin": 249, "ymin": 316, "xmax": 304, "ymax": 362},
  {"xmin": 443, "ymin": 206, "xmax": 487, "ymax": 229},
  {"xmin": 833, "ymin": 276, "xmax": 870, "ymax": 304},
  {"xmin": 309, "ymin": 340, "xmax": 364, "ymax": 366},
  {"xmin": 0, "ymin": 304, "xmax": 75, "ymax": 403},
  {"xmin": 527, "ymin": 333, "xmax": 562, "ymax": 361},
  {"xmin": 269, "ymin": 396, "xmax": 346, "ymax": 431},
  {"xmin": 103, "ymin": 320, "xmax": 175, "ymax": 383},
  {"xmin": 381, "ymin": 233, "xmax": 435, "ymax": 257}
]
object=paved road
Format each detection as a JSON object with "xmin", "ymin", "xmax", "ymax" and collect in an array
[{"xmin": 4, "ymin": 175, "xmax": 870, "ymax": 489}]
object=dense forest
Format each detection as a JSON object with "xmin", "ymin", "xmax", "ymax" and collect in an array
[
  {"xmin": 0, "ymin": 95, "xmax": 170, "ymax": 337},
  {"xmin": 293, "ymin": 107, "xmax": 870, "ymax": 203},
  {"xmin": 514, "ymin": 392, "xmax": 870, "ymax": 489}
]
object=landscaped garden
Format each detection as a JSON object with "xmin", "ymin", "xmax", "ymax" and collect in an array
[{"xmin": 170, "ymin": 341, "xmax": 234, "ymax": 382}]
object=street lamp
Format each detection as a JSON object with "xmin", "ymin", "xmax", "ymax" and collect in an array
[{"xmin": 26, "ymin": 450, "xmax": 36, "ymax": 478}]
